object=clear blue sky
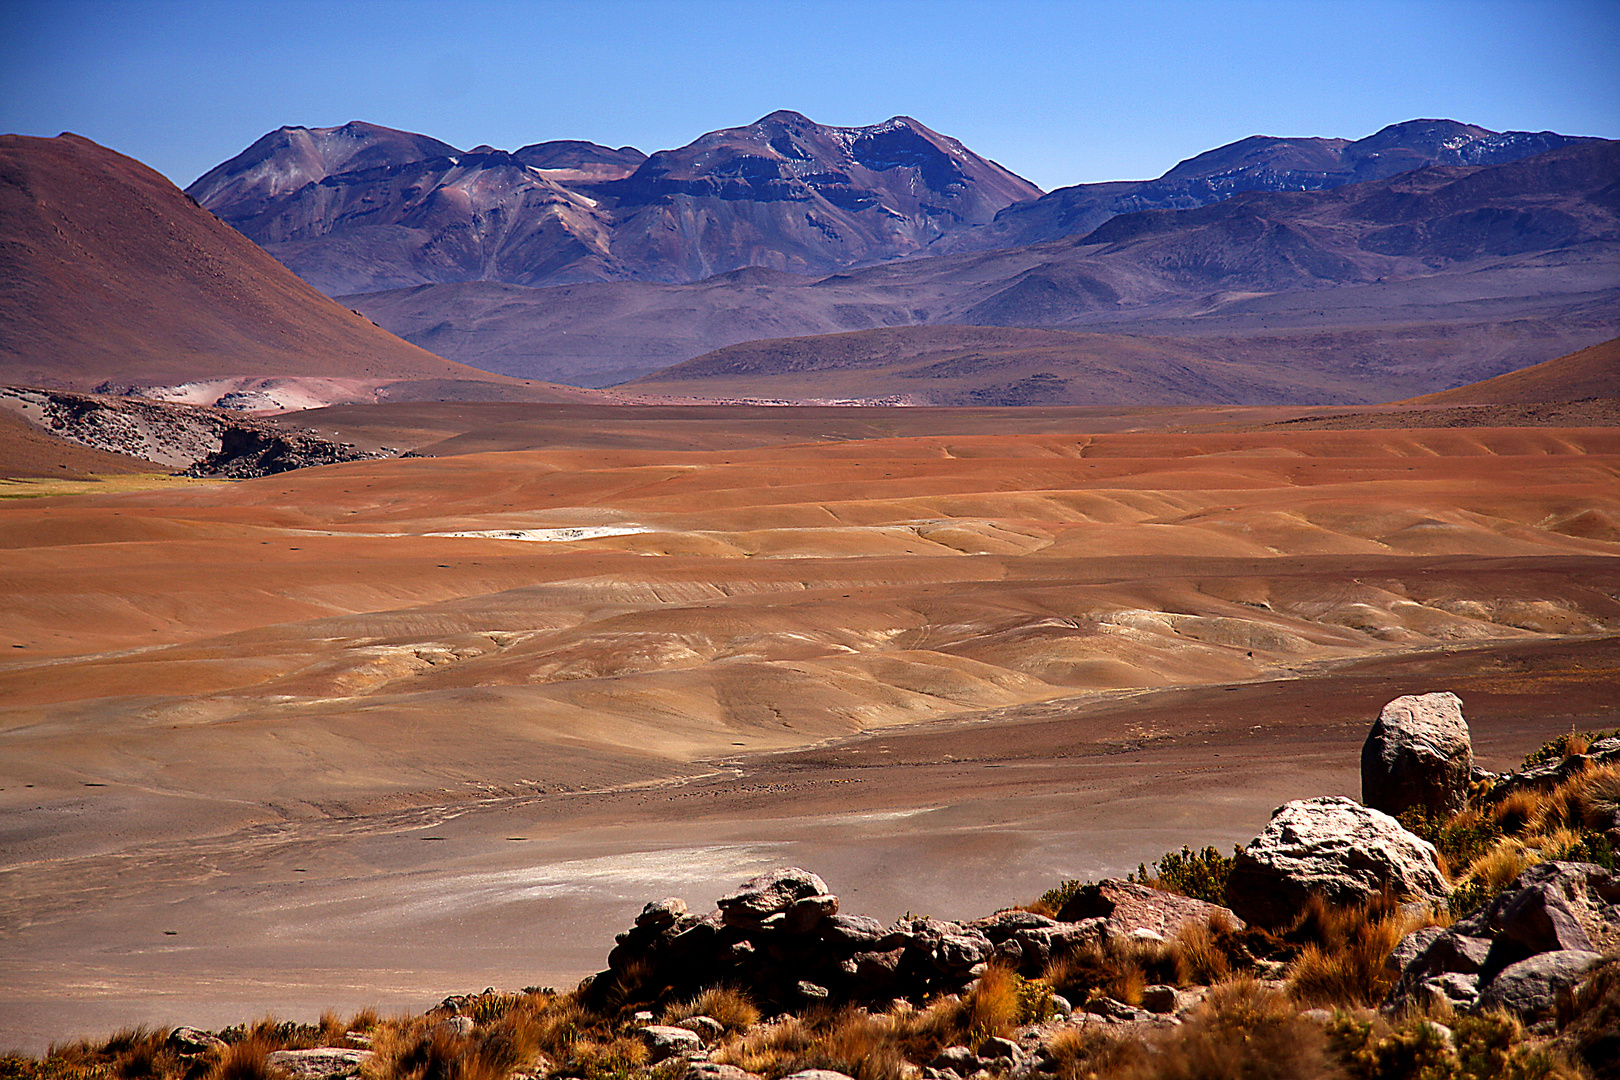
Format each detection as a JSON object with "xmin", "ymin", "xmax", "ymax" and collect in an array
[{"xmin": 3, "ymin": 0, "xmax": 1616, "ymax": 192}]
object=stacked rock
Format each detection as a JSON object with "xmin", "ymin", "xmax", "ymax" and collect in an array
[{"xmin": 586, "ymin": 866, "xmax": 1220, "ymax": 1014}]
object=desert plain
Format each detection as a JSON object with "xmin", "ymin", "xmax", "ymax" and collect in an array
[{"xmin": 2, "ymin": 400, "xmax": 1617, "ymax": 1052}]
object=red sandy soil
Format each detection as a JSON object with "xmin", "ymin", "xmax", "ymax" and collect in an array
[{"xmin": 1, "ymin": 413, "xmax": 1617, "ymax": 1051}]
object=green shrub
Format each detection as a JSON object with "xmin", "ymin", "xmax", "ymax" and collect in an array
[
  {"xmin": 1522, "ymin": 730, "xmax": 1617, "ymax": 770},
  {"xmin": 1130, "ymin": 845, "xmax": 1240, "ymax": 905}
]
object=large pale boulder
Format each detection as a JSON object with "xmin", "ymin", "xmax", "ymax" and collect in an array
[
  {"xmin": 1224, "ymin": 796, "xmax": 1450, "ymax": 927},
  {"xmin": 716, "ymin": 867, "xmax": 831, "ymax": 929},
  {"xmin": 1361, "ymin": 692, "xmax": 1472, "ymax": 817}
]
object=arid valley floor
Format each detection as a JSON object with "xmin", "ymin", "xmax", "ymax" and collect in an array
[{"xmin": 2, "ymin": 402, "xmax": 1617, "ymax": 1052}]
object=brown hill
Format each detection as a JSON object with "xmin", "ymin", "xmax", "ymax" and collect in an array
[
  {"xmin": 1407, "ymin": 336, "xmax": 1620, "ymax": 405},
  {"xmin": 0, "ymin": 132, "xmax": 580, "ymax": 403}
]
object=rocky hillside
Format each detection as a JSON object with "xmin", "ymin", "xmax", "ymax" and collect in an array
[
  {"xmin": 0, "ymin": 386, "xmax": 382, "ymax": 476},
  {"xmin": 188, "ymin": 113, "xmax": 1042, "ymax": 294}
]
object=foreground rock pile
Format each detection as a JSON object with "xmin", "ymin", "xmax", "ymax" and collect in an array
[
  {"xmin": 589, "ymin": 867, "xmax": 1196, "ymax": 1016},
  {"xmin": 17, "ymin": 691, "xmax": 1619, "ymax": 1080}
]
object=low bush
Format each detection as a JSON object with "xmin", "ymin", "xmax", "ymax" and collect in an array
[{"xmin": 1128, "ymin": 845, "xmax": 1240, "ymax": 906}]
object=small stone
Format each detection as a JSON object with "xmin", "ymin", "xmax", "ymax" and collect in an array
[
  {"xmin": 675, "ymin": 1016, "xmax": 725, "ymax": 1043},
  {"xmin": 1141, "ymin": 985, "xmax": 1178, "ymax": 1014},
  {"xmin": 781, "ymin": 1072, "xmax": 859, "ymax": 1080},
  {"xmin": 434, "ymin": 1016, "xmax": 474, "ymax": 1037},
  {"xmin": 930, "ymin": 1047, "xmax": 979, "ymax": 1072},
  {"xmin": 638, "ymin": 1025, "xmax": 704, "ymax": 1062},
  {"xmin": 1049, "ymin": 993, "xmax": 1073, "ymax": 1017},
  {"xmin": 796, "ymin": 980, "xmax": 831, "ymax": 1001},
  {"xmin": 685, "ymin": 1064, "xmax": 762, "ymax": 1080},
  {"xmin": 263, "ymin": 1049, "xmax": 373, "ymax": 1080},
  {"xmin": 977, "ymin": 1036, "xmax": 1020, "ymax": 1060}
]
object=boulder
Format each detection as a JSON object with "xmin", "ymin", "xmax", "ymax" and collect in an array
[
  {"xmin": 263, "ymin": 1049, "xmax": 373, "ymax": 1080},
  {"xmin": 819, "ymin": 913, "xmax": 892, "ymax": 950},
  {"xmin": 1361, "ymin": 692, "xmax": 1472, "ymax": 817},
  {"xmin": 1475, "ymin": 950, "xmax": 1603, "ymax": 1023},
  {"xmin": 717, "ymin": 868, "xmax": 831, "ymax": 928},
  {"xmin": 1054, "ymin": 878, "xmax": 1243, "ymax": 939},
  {"xmin": 781, "ymin": 1072, "xmax": 859, "ymax": 1080},
  {"xmin": 1224, "ymin": 797, "xmax": 1450, "ymax": 927},
  {"xmin": 638, "ymin": 1025, "xmax": 705, "ymax": 1062},
  {"xmin": 1384, "ymin": 926, "xmax": 1444, "ymax": 974},
  {"xmin": 1454, "ymin": 861, "xmax": 1620, "ymax": 980},
  {"xmin": 1418, "ymin": 973, "xmax": 1480, "ymax": 1012},
  {"xmin": 165, "ymin": 1027, "xmax": 225, "ymax": 1055},
  {"xmin": 636, "ymin": 897, "xmax": 688, "ymax": 929}
]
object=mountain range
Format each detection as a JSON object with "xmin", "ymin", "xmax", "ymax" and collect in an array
[
  {"xmin": 188, "ymin": 112, "xmax": 1043, "ymax": 295},
  {"xmin": 348, "ymin": 138, "xmax": 1620, "ymax": 395},
  {"xmin": 191, "ymin": 116, "xmax": 1594, "ymax": 297},
  {"xmin": 3, "ymin": 116, "xmax": 1615, "ymax": 408}
]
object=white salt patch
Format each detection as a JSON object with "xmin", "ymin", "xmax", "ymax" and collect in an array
[{"xmin": 426, "ymin": 526, "xmax": 651, "ymax": 542}]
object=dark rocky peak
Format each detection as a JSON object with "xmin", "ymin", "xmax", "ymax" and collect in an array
[
  {"xmin": 188, "ymin": 121, "xmax": 461, "ymax": 217},
  {"xmin": 1349, "ymin": 118, "xmax": 1496, "ymax": 157},
  {"xmin": 1158, "ymin": 134, "xmax": 1351, "ymax": 183},
  {"xmin": 512, "ymin": 140, "xmax": 647, "ymax": 181},
  {"xmin": 607, "ymin": 111, "xmax": 1039, "ymax": 215}
]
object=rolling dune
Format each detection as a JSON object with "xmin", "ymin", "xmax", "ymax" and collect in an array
[{"xmin": 1, "ymin": 414, "xmax": 1617, "ymax": 1049}]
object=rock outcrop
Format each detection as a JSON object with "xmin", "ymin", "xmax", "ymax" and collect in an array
[
  {"xmin": 1053, "ymin": 878, "xmax": 1243, "ymax": 938},
  {"xmin": 590, "ymin": 866, "xmax": 1159, "ymax": 1014},
  {"xmin": 1361, "ymin": 692, "xmax": 1473, "ymax": 817},
  {"xmin": 1386, "ymin": 861, "xmax": 1620, "ymax": 1022},
  {"xmin": 1224, "ymin": 797, "xmax": 1450, "ymax": 927}
]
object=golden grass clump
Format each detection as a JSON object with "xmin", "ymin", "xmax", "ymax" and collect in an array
[
  {"xmin": 659, "ymin": 986, "xmax": 760, "ymax": 1033},
  {"xmin": 1170, "ymin": 916, "xmax": 1233, "ymax": 987},
  {"xmin": 206, "ymin": 1037, "xmax": 288, "ymax": 1080},
  {"xmin": 1285, "ymin": 892, "xmax": 1413, "ymax": 1009},
  {"xmin": 1117, "ymin": 978, "xmax": 1335, "ymax": 1080}
]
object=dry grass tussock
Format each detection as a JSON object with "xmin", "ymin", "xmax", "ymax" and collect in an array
[
  {"xmin": 1285, "ymin": 892, "xmax": 1424, "ymax": 1009},
  {"xmin": 1114, "ymin": 978, "xmax": 1337, "ymax": 1080},
  {"xmin": 712, "ymin": 966, "xmax": 1047, "ymax": 1080},
  {"xmin": 659, "ymin": 986, "xmax": 760, "ymax": 1032}
]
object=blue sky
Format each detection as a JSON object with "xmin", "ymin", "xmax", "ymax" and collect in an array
[{"xmin": 2, "ymin": 0, "xmax": 1617, "ymax": 191}]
